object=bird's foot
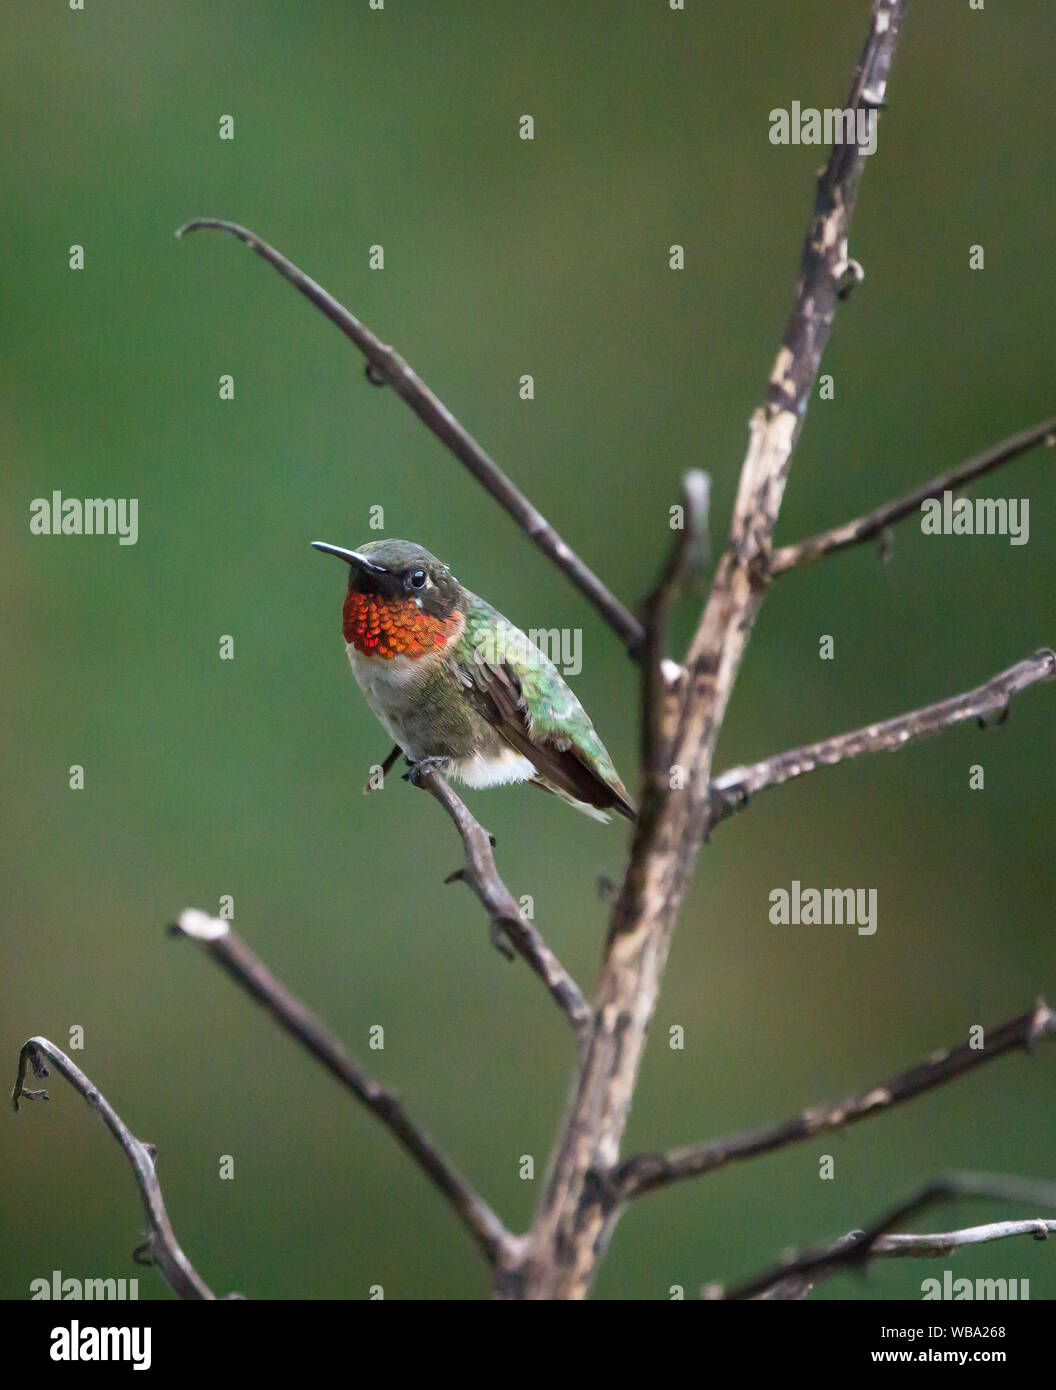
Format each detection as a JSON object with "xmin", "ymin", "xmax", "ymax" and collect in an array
[{"xmin": 403, "ymin": 756, "xmax": 450, "ymax": 788}]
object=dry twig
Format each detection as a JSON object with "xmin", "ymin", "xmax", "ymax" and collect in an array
[
  {"xmin": 724, "ymin": 1171, "xmax": 1056, "ymax": 1301},
  {"xmin": 616, "ymin": 999, "xmax": 1056, "ymax": 1199},
  {"xmin": 770, "ymin": 416, "xmax": 1056, "ymax": 575},
  {"xmin": 11, "ymin": 1037, "xmax": 220, "ymax": 1300},
  {"xmin": 708, "ymin": 650, "xmax": 1056, "ymax": 825}
]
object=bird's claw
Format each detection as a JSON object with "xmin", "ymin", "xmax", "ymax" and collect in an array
[{"xmin": 403, "ymin": 756, "xmax": 449, "ymax": 788}]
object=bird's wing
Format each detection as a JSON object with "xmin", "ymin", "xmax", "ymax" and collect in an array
[{"xmin": 458, "ymin": 651, "xmax": 636, "ymax": 821}]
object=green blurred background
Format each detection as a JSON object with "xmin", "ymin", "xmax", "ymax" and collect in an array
[{"xmin": 3, "ymin": 1, "xmax": 1054, "ymax": 1301}]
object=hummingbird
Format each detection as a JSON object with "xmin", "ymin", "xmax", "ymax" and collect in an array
[{"xmin": 313, "ymin": 538, "xmax": 636, "ymax": 823}]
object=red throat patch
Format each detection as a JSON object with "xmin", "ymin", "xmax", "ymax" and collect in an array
[{"xmin": 343, "ymin": 590, "xmax": 461, "ymax": 659}]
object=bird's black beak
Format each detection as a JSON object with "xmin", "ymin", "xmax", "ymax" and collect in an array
[
  {"xmin": 312, "ymin": 541, "xmax": 396, "ymax": 593},
  {"xmin": 312, "ymin": 541, "xmax": 388, "ymax": 573}
]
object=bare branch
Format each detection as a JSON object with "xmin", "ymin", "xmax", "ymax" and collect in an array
[
  {"xmin": 872, "ymin": 1217, "xmax": 1056, "ymax": 1258},
  {"xmin": 640, "ymin": 471, "xmax": 710, "ymax": 782},
  {"xmin": 515, "ymin": 0, "xmax": 911, "ymax": 1301},
  {"xmin": 419, "ymin": 773, "xmax": 591, "ymax": 1033},
  {"xmin": 617, "ymin": 998, "xmax": 1056, "ymax": 1200},
  {"xmin": 175, "ymin": 217, "xmax": 643, "ymax": 654},
  {"xmin": 770, "ymin": 414, "xmax": 1056, "ymax": 575},
  {"xmin": 171, "ymin": 910, "xmax": 515, "ymax": 1267},
  {"xmin": 11, "ymin": 1037, "xmax": 220, "ymax": 1300},
  {"xmin": 709, "ymin": 649, "xmax": 1056, "ymax": 826},
  {"xmin": 723, "ymin": 1171, "xmax": 1056, "ymax": 1301}
]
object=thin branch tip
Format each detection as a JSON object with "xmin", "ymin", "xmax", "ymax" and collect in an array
[
  {"xmin": 176, "ymin": 217, "xmax": 242, "ymax": 241},
  {"xmin": 727, "ymin": 1171, "xmax": 1056, "ymax": 1299},
  {"xmin": 10, "ymin": 1037, "xmax": 217, "ymax": 1298},
  {"xmin": 172, "ymin": 907, "xmax": 229, "ymax": 942},
  {"xmin": 1029, "ymin": 997, "xmax": 1056, "ymax": 1048},
  {"xmin": 174, "ymin": 217, "xmax": 213, "ymax": 240}
]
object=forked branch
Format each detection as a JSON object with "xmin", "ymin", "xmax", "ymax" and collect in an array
[
  {"xmin": 723, "ymin": 1171, "xmax": 1056, "ymax": 1300},
  {"xmin": 161, "ymin": 0, "xmax": 1052, "ymax": 1306},
  {"xmin": 513, "ymin": 0, "xmax": 912, "ymax": 1301}
]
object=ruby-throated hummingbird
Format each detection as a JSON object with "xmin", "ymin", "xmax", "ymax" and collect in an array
[{"xmin": 313, "ymin": 538, "xmax": 636, "ymax": 823}]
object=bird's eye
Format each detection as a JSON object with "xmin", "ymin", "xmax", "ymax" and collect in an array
[{"xmin": 409, "ymin": 568, "xmax": 427, "ymax": 590}]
